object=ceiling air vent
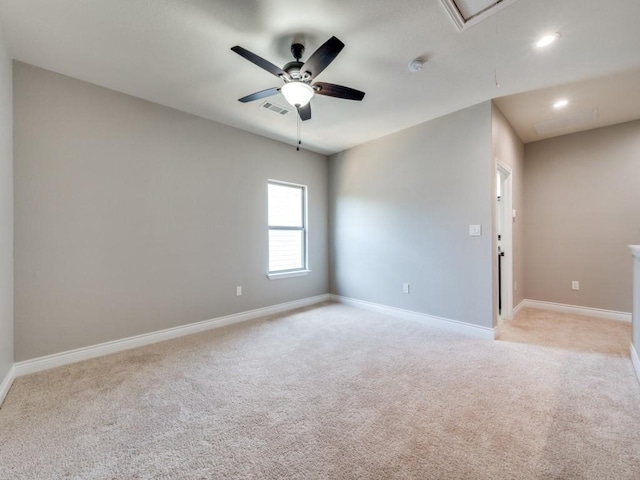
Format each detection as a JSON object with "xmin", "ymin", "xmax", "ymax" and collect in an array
[
  {"xmin": 534, "ymin": 109, "xmax": 598, "ymax": 136},
  {"xmin": 261, "ymin": 101, "xmax": 290, "ymax": 116},
  {"xmin": 440, "ymin": 0, "xmax": 520, "ymax": 31}
]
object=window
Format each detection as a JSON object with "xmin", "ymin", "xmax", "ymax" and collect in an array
[{"xmin": 268, "ymin": 180, "xmax": 309, "ymax": 278}]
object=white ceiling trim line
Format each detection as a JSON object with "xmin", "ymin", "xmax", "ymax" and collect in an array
[{"xmin": 440, "ymin": 0, "xmax": 520, "ymax": 31}]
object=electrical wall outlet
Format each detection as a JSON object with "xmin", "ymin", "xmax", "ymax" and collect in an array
[
  {"xmin": 514, "ymin": 281, "xmax": 517, "ymax": 292},
  {"xmin": 571, "ymin": 281, "xmax": 579, "ymax": 291},
  {"xmin": 403, "ymin": 283, "xmax": 410, "ymax": 294},
  {"xmin": 469, "ymin": 224, "xmax": 482, "ymax": 236},
  {"xmin": 236, "ymin": 286, "xmax": 242, "ymax": 296}
]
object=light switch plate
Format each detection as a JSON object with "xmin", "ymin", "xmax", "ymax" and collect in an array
[{"xmin": 469, "ymin": 224, "xmax": 482, "ymax": 236}]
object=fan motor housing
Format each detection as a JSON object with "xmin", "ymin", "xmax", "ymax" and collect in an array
[{"xmin": 283, "ymin": 61, "xmax": 305, "ymax": 80}]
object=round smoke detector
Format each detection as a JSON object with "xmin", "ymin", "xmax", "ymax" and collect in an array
[{"xmin": 408, "ymin": 58, "xmax": 425, "ymax": 72}]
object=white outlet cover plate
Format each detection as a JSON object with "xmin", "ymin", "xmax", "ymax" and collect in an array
[{"xmin": 469, "ymin": 225, "xmax": 482, "ymax": 236}]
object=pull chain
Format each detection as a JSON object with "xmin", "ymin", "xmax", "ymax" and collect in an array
[{"xmin": 296, "ymin": 112, "xmax": 301, "ymax": 151}]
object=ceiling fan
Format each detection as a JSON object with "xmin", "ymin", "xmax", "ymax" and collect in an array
[{"xmin": 231, "ymin": 36, "xmax": 365, "ymax": 121}]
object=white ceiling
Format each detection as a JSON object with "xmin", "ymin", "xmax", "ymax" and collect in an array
[
  {"xmin": 494, "ymin": 68, "xmax": 640, "ymax": 143},
  {"xmin": 1, "ymin": 0, "xmax": 639, "ymax": 155}
]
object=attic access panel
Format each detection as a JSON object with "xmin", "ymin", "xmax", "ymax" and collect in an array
[{"xmin": 440, "ymin": 0, "xmax": 519, "ymax": 31}]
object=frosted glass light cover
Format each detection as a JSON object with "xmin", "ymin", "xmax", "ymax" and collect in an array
[{"xmin": 281, "ymin": 82, "xmax": 314, "ymax": 107}]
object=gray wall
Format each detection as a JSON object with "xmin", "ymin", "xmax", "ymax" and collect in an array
[
  {"xmin": 14, "ymin": 62, "xmax": 329, "ymax": 362},
  {"xmin": 329, "ymin": 102, "xmax": 494, "ymax": 328},
  {"xmin": 524, "ymin": 120, "xmax": 640, "ymax": 312},
  {"xmin": 492, "ymin": 103, "xmax": 525, "ymax": 309},
  {"xmin": 0, "ymin": 25, "xmax": 13, "ymax": 381}
]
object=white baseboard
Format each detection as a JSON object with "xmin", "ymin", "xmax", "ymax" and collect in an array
[
  {"xmin": 0, "ymin": 365, "xmax": 16, "ymax": 407},
  {"xmin": 522, "ymin": 299, "xmax": 631, "ymax": 323},
  {"xmin": 512, "ymin": 300, "xmax": 525, "ymax": 317},
  {"xmin": 631, "ymin": 344, "xmax": 640, "ymax": 386},
  {"xmin": 14, "ymin": 294, "xmax": 331, "ymax": 378},
  {"xmin": 330, "ymin": 295, "xmax": 495, "ymax": 340}
]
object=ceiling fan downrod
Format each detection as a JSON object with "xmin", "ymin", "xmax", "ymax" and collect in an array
[{"xmin": 291, "ymin": 43, "xmax": 305, "ymax": 62}]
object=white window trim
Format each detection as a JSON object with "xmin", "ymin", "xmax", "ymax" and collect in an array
[
  {"xmin": 267, "ymin": 179, "xmax": 309, "ymax": 277},
  {"xmin": 267, "ymin": 269, "xmax": 311, "ymax": 280}
]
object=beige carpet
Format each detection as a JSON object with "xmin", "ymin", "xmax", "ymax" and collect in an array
[
  {"xmin": 1, "ymin": 302, "xmax": 639, "ymax": 479},
  {"xmin": 497, "ymin": 307, "xmax": 632, "ymax": 356}
]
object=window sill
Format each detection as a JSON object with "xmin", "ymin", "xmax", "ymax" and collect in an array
[{"xmin": 267, "ymin": 270, "xmax": 311, "ymax": 280}]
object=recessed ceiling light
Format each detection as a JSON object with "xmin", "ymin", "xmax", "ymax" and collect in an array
[
  {"xmin": 553, "ymin": 99, "xmax": 569, "ymax": 109},
  {"xmin": 536, "ymin": 32, "xmax": 560, "ymax": 48}
]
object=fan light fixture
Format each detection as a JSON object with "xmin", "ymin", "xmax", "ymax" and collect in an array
[{"xmin": 281, "ymin": 82, "xmax": 314, "ymax": 107}]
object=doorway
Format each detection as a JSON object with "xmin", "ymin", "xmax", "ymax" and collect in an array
[{"xmin": 497, "ymin": 162, "xmax": 513, "ymax": 322}]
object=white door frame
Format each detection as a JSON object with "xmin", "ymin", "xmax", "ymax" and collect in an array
[{"xmin": 497, "ymin": 162, "xmax": 513, "ymax": 322}]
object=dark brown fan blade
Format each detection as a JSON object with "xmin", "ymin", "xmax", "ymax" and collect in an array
[
  {"xmin": 297, "ymin": 103, "xmax": 311, "ymax": 121},
  {"xmin": 300, "ymin": 36, "xmax": 345, "ymax": 80},
  {"xmin": 313, "ymin": 82, "xmax": 365, "ymax": 101},
  {"xmin": 238, "ymin": 87, "xmax": 280, "ymax": 103},
  {"xmin": 231, "ymin": 46, "xmax": 290, "ymax": 80}
]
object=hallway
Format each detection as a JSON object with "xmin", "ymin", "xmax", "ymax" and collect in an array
[{"xmin": 497, "ymin": 307, "xmax": 631, "ymax": 357}]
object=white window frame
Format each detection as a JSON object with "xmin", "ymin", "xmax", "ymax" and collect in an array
[{"xmin": 267, "ymin": 180, "xmax": 310, "ymax": 280}]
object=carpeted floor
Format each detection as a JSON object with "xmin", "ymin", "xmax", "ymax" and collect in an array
[
  {"xmin": 497, "ymin": 307, "xmax": 632, "ymax": 356},
  {"xmin": 1, "ymin": 302, "xmax": 639, "ymax": 479}
]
